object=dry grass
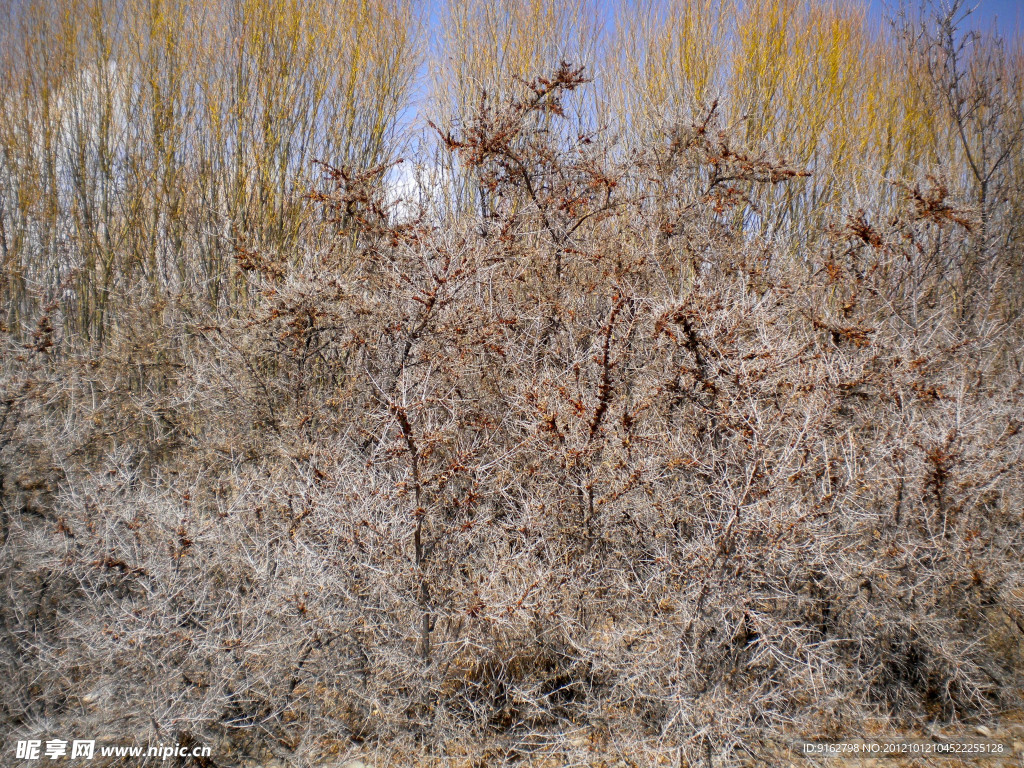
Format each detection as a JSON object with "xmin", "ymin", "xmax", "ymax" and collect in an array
[{"xmin": 1, "ymin": 1, "xmax": 1023, "ymax": 766}]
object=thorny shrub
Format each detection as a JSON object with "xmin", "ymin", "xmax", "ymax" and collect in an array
[{"xmin": 2, "ymin": 65, "xmax": 1023, "ymax": 766}]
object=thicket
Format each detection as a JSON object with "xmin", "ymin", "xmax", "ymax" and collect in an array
[{"xmin": 2, "ymin": 0, "xmax": 1023, "ymax": 766}]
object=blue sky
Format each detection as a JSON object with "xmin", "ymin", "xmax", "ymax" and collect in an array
[
  {"xmin": 869, "ymin": 0, "xmax": 1024, "ymax": 35},
  {"xmin": 964, "ymin": 0, "xmax": 1022, "ymax": 31}
]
